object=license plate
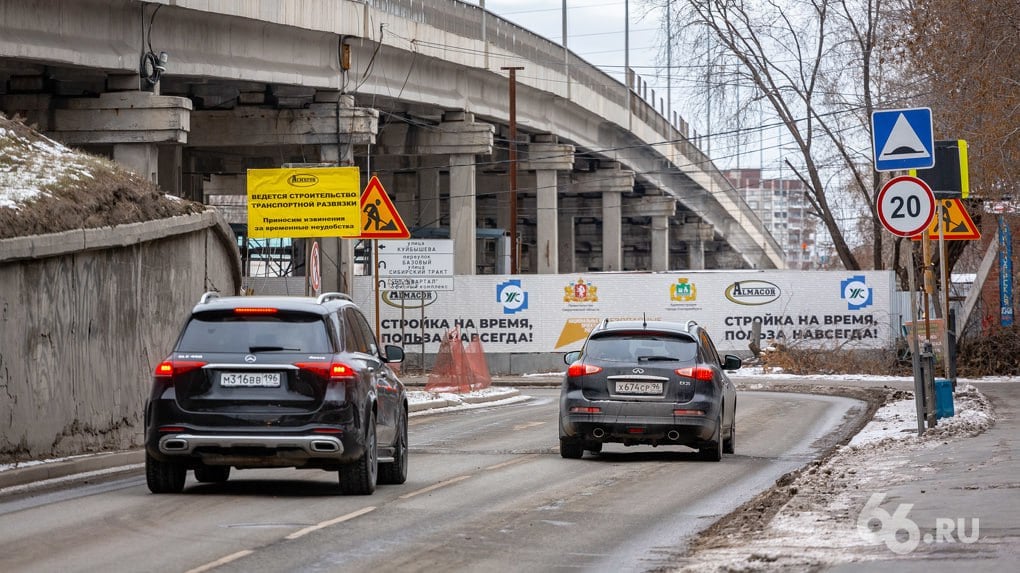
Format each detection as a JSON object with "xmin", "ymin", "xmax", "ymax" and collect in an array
[
  {"xmin": 220, "ymin": 372, "xmax": 281, "ymax": 388},
  {"xmin": 615, "ymin": 381, "xmax": 663, "ymax": 395}
]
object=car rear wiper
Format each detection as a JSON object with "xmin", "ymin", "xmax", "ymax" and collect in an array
[
  {"xmin": 638, "ymin": 355, "xmax": 680, "ymax": 362},
  {"xmin": 248, "ymin": 346, "xmax": 300, "ymax": 352}
]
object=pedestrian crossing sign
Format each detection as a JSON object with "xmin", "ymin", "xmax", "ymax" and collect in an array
[
  {"xmin": 360, "ymin": 176, "xmax": 410, "ymax": 239},
  {"xmin": 911, "ymin": 198, "xmax": 981, "ymax": 241},
  {"xmin": 872, "ymin": 108, "xmax": 935, "ymax": 171}
]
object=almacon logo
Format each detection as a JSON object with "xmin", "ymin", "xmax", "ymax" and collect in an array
[
  {"xmin": 724, "ymin": 281, "xmax": 781, "ymax": 306},
  {"xmin": 288, "ymin": 173, "xmax": 319, "ymax": 187},
  {"xmin": 841, "ymin": 275, "xmax": 873, "ymax": 310},
  {"xmin": 497, "ymin": 280, "xmax": 528, "ymax": 315}
]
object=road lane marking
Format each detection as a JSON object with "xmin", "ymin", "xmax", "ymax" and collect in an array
[
  {"xmin": 285, "ymin": 506, "xmax": 376, "ymax": 540},
  {"xmin": 398, "ymin": 475, "xmax": 472, "ymax": 499},
  {"xmin": 512, "ymin": 421, "xmax": 546, "ymax": 431},
  {"xmin": 484, "ymin": 454, "xmax": 539, "ymax": 471},
  {"xmin": 185, "ymin": 550, "xmax": 255, "ymax": 573}
]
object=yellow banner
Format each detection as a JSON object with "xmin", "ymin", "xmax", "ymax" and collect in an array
[{"xmin": 246, "ymin": 167, "xmax": 361, "ymax": 238}]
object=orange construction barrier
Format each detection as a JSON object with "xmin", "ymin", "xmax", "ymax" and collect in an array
[{"xmin": 426, "ymin": 329, "xmax": 492, "ymax": 393}]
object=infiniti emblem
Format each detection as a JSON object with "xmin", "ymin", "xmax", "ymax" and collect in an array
[
  {"xmin": 244, "ymin": 355, "xmax": 257, "ymax": 363},
  {"xmin": 632, "ymin": 368, "xmax": 644, "ymax": 374}
]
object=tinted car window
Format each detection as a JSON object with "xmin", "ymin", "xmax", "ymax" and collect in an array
[
  {"xmin": 342, "ymin": 309, "xmax": 369, "ymax": 353},
  {"xmin": 177, "ymin": 313, "xmax": 331, "ymax": 353},
  {"xmin": 699, "ymin": 331, "xmax": 722, "ymax": 364},
  {"xmin": 351, "ymin": 310, "xmax": 379, "ymax": 355},
  {"xmin": 585, "ymin": 333, "xmax": 698, "ymax": 362}
]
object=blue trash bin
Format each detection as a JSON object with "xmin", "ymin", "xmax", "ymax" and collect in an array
[{"xmin": 935, "ymin": 378, "xmax": 955, "ymax": 419}]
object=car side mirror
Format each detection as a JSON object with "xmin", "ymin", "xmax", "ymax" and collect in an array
[
  {"xmin": 384, "ymin": 345, "xmax": 405, "ymax": 363},
  {"xmin": 723, "ymin": 354, "xmax": 742, "ymax": 371},
  {"xmin": 563, "ymin": 351, "xmax": 580, "ymax": 364}
]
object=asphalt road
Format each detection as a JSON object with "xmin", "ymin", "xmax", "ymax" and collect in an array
[{"xmin": 0, "ymin": 389, "xmax": 866, "ymax": 573}]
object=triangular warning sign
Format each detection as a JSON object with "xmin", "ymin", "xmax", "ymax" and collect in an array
[
  {"xmin": 911, "ymin": 198, "xmax": 981, "ymax": 241},
  {"xmin": 360, "ymin": 176, "xmax": 410, "ymax": 239},
  {"xmin": 879, "ymin": 113, "xmax": 931, "ymax": 162}
]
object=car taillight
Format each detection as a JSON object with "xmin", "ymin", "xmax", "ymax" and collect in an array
[
  {"xmin": 295, "ymin": 361, "xmax": 357, "ymax": 381},
  {"xmin": 233, "ymin": 307, "xmax": 279, "ymax": 315},
  {"xmin": 567, "ymin": 362, "xmax": 603, "ymax": 377},
  {"xmin": 570, "ymin": 406, "xmax": 602, "ymax": 414},
  {"xmin": 154, "ymin": 359, "xmax": 207, "ymax": 377},
  {"xmin": 674, "ymin": 366, "xmax": 714, "ymax": 381}
]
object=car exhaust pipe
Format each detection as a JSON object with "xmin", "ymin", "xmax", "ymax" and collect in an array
[
  {"xmin": 310, "ymin": 440, "xmax": 339, "ymax": 453},
  {"xmin": 592, "ymin": 427, "xmax": 606, "ymax": 439},
  {"xmin": 667, "ymin": 430, "xmax": 680, "ymax": 441},
  {"xmin": 163, "ymin": 439, "xmax": 188, "ymax": 451}
]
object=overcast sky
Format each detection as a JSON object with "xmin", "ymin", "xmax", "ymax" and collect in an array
[{"xmin": 472, "ymin": 1, "xmax": 795, "ymax": 175}]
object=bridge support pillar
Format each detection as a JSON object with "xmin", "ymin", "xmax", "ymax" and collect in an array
[
  {"xmin": 573, "ymin": 163, "xmax": 634, "ymax": 271},
  {"xmin": 602, "ymin": 190, "xmax": 624, "ymax": 271},
  {"xmin": 623, "ymin": 195, "xmax": 676, "ymax": 272},
  {"xmin": 450, "ymin": 153, "xmax": 477, "ymax": 274},
  {"xmin": 522, "ymin": 135, "xmax": 574, "ymax": 274},
  {"xmin": 558, "ymin": 212, "xmax": 576, "ymax": 273},
  {"xmin": 651, "ymin": 215, "xmax": 670, "ymax": 271}
]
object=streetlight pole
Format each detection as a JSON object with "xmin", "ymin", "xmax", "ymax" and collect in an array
[{"xmin": 502, "ymin": 66, "xmax": 524, "ymax": 274}]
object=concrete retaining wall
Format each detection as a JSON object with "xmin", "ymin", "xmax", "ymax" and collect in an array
[{"xmin": 0, "ymin": 211, "xmax": 241, "ymax": 462}]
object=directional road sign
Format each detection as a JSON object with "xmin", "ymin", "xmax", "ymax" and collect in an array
[
  {"xmin": 877, "ymin": 176, "xmax": 936, "ymax": 237},
  {"xmin": 376, "ymin": 239, "xmax": 454, "ymax": 291},
  {"xmin": 872, "ymin": 108, "xmax": 935, "ymax": 172}
]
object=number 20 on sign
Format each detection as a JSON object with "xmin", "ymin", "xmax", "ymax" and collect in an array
[{"xmin": 877, "ymin": 176, "xmax": 936, "ymax": 237}]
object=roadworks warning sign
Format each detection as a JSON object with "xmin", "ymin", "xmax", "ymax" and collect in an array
[{"xmin": 247, "ymin": 167, "xmax": 361, "ymax": 238}]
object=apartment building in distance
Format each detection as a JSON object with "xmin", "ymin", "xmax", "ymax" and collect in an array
[{"xmin": 724, "ymin": 168, "xmax": 819, "ymax": 269}]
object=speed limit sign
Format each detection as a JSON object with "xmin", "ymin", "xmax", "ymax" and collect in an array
[{"xmin": 877, "ymin": 176, "xmax": 936, "ymax": 237}]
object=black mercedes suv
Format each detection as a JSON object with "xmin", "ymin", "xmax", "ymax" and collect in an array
[{"xmin": 144, "ymin": 291, "xmax": 408, "ymax": 495}]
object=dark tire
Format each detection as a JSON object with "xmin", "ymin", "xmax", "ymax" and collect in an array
[
  {"xmin": 559, "ymin": 438, "xmax": 584, "ymax": 459},
  {"xmin": 699, "ymin": 412, "xmax": 724, "ymax": 462},
  {"xmin": 585, "ymin": 442, "xmax": 603, "ymax": 454},
  {"xmin": 194, "ymin": 465, "xmax": 231, "ymax": 483},
  {"xmin": 378, "ymin": 407, "xmax": 408, "ymax": 485},
  {"xmin": 340, "ymin": 410, "xmax": 378, "ymax": 495},
  {"xmin": 146, "ymin": 452, "xmax": 186, "ymax": 494}
]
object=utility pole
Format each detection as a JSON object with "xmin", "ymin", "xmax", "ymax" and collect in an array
[{"xmin": 502, "ymin": 66, "xmax": 524, "ymax": 274}]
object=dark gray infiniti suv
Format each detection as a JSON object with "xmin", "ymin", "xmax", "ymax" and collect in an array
[{"xmin": 559, "ymin": 319, "xmax": 740, "ymax": 461}]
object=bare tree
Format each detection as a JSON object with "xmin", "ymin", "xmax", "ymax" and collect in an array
[
  {"xmin": 656, "ymin": 0, "xmax": 913, "ymax": 271},
  {"xmin": 904, "ymin": 0, "xmax": 1020, "ymax": 199}
]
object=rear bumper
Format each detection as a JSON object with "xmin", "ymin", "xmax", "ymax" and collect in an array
[
  {"xmin": 145, "ymin": 397, "xmax": 365, "ymax": 468},
  {"xmin": 159, "ymin": 433, "xmax": 344, "ymax": 456},
  {"xmin": 560, "ymin": 393, "xmax": 720, "ymax": 446}
]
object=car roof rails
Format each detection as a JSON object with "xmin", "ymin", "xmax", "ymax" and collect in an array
[
  {"xmin": 199, "ymin": 291, "xmax": 220, "ymax": 304},
  {"xmin": 316, "ymin": 292, "xmax": 353, "ymax": 305}
]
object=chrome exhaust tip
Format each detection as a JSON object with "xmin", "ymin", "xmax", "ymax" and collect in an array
[
  {"xmin": 667, "ymin": 430, "xmax": 680, "ymax": 441},
  {"xmin": 310, "ymin": 440, "xmax": 339, "ymax": 453},
  {"xmin": 163, "ymin": 439, "xmax": 188, "ymax": 451},
  {"xmin": 592, "ymin": 427, "xmax": 606, "ymax": 439}
]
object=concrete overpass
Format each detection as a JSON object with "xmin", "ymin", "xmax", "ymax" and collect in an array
[{"xmin": 0, "ymin": 0, "xmax": 784, "ymax": 289}]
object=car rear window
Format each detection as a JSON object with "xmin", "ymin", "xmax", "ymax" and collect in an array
[
  {"xmin": 585, "ymin": 333, "xmax": 698, "ymax": 362},
  {"xmin": 177, "ymin": 312, "xmax": 332, "ymax": 353}
]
